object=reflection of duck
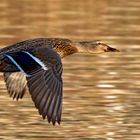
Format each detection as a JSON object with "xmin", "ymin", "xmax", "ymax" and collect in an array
[{"xmin": 0, "ymin": 38, "xmax": 119, "ymax": 125}]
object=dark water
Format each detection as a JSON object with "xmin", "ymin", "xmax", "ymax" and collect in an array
[{"xmin": 0, "ymin": 0, "xmax": 140, "ymax": 140}]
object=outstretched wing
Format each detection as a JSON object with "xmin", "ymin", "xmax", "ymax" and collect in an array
[
  {"xmin": 27, "ymin": 64, "xmax": 63, "ymax": 125},
  {"xmin": 4, "ymin": 47, "xmax": 63, "ymax": 125},
  {"xmin": 3, "ymin": 72, "xmax": 27, "ymax": 100}
]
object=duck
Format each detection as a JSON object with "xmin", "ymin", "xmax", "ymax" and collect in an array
[{"xmin": 0, "ymin": 38, "xmax": 119, "ymax": 125}]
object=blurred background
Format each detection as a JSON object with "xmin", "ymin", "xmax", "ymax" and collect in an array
[{"xmin": 0, "ymin": 0, "xmax": 140, "ymax": 140}]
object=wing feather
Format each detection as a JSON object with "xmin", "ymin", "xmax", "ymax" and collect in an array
[
  {"xmin": 4, "ymin": 47, "xmax": 63, "ymax": 125},
  {"xmin": 27, "ymin": 67, "xmax": 63, "ymax": 125},
  {"xmin": 3, "ymin": 72, "xmax": 27, "ymax": 100}
]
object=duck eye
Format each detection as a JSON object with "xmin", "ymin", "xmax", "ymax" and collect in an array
[{"xmin": 98, "ymin": 42, "xmax": 101, "ymax": 45}]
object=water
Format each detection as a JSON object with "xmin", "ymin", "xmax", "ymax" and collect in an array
[{"xmin": 0, "ymin": 0, "xmax": 140, "ymax": 140}]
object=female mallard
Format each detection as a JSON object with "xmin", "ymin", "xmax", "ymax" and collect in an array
[{"xmin": 0, "ymin": 38, "xmax": 119, "ymax": 125}]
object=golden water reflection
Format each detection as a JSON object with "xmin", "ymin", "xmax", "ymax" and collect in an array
[{"xmin": 0, "ymin": 0, "xmax": 140, "ymax": 140}]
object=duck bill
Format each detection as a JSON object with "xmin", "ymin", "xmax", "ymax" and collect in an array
[{"xmin": 107, "ymin": 46, "xmax": 120, "ymax": 52}]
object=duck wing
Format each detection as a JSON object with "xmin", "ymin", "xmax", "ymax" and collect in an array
[
  {"xmin": 4, "ymin": 47, "xmax": 63, "ymax": 125},
  {"xmin": 3, "ymin": 72, "xmax": 27, "ymax": 100}
]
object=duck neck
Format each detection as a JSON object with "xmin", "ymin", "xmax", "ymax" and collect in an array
[
  {"xmin": 53, "ymin": 41, "xmax": 79, "ymax": 58},
  {"xmin": 73, "ymin": 42, "xmax": 88, "ymax": 53},
  {"xmin": 74, "ymin": 41, "xmax": 96, "ymax": 53},
  {"xmin": 73, "ymin": 43, "xmax": 84, "ymax": 53}
]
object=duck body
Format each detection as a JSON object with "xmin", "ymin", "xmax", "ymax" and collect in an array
[
  {"xmin": 0, "ymin": 38, "xmax": 119, "ymax": 125},
  {"xmin": 0, "ymin": 38, "xmax": 77, "ymax": 59},
  {"xmin": 0, "ymin": 38, "xmax": 78, "ymax": 72}
]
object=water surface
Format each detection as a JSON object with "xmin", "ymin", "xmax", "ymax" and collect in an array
[{"xmin": 0, "ymin": 0, "xmax": 140, "ymax": 140}]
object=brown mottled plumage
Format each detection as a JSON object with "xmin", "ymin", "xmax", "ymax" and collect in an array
[{"xmin": 0, "ymin": 38, "xmax": 119, "ymax": 125}]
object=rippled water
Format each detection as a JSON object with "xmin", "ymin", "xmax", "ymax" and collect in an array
[{"xmin": 0, "ymin": 0, "xmax": 140, "ymax": 140}]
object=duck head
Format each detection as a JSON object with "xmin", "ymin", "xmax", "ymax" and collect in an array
[{"xmin": 78, "ymin": 41, "xmax": 120, "ymax": 54}]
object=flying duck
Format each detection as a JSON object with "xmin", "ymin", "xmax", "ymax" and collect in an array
[{"xmin": 0, "ymin": 38, "xmax": 119, "ymax": 125}]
